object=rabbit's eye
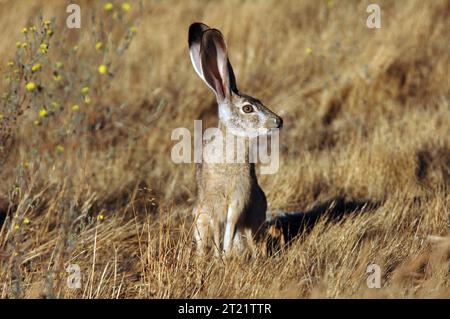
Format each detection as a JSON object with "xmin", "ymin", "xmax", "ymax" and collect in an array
[{"xmin": 242, "ymin": 105, "xmax": 254, "ymax": 113}]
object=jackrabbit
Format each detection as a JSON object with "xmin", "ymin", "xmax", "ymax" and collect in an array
[{"xmin": 188, "ymin": 22, "xmax": 283, "ymax": 257}]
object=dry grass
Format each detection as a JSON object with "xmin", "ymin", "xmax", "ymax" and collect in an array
[{"xmin": 0, "ymin": 0, "xmax": 449, "ymax": 298}]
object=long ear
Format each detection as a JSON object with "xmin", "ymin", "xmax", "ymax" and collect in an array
[
  {"xmin": 200, "ymin": 29, "xmax": 237, "ymax": 102},
  {"xmin": 188, "ymin": 22, "xmax": 210, "ymax": 81}
]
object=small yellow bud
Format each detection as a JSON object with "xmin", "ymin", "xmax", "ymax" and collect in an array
[
  {"xmin": 26, "ymin": 82, "xmax": 36, "ymax": 91},
  {"xmin": 23, "ymin": 217, "xmax": 30, "ymax": 225},
  {"xmin": 38, "ymin": 108, "xmax": 47, "ymax": 118},
  {"xmin": 98, "ymin": 64, "xmax": 107, "ymax": 74},
  {"xmin": 81, "ymin": 86, "xmax": 90, "ymax": 94},
  {"xmin": 130, "ymin": 26, "xmax": 138, "ymax": 34},
  {"xmin": 31, "ymin": 63, "xmax": 41, "ymax": 72},
  {"xmin": 84, "ymin": 96, "xmax": 91, "ymax": 104},
  {"xmin": 95, "ymin": 41, "xmax": 103, "ymax": 50},
  {"xmin": 40, "ymin": 43, "xmax": 48, "ymax": 54},
  {"xmin": 21, "ymin": 27, "xmax": 28, "ymax": 34},
  {"xmin": 56, "ymin": 145, "xmax": 65, "ymax": 153},
  {"xmin": 104, "ymin": 2, "xmax": 113, "ymax": 11},
  {"xmin": 121, "ymin": 3, "xmax": 131, "ymax": 12},
  {"xmin": 71, "ymin": 104, "xmax": 80, "ymax": 111}
]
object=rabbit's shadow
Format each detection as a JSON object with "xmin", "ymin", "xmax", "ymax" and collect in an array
[{"xmin": 264, "ymin": 197, "xmax": 380, "ymax": 255}]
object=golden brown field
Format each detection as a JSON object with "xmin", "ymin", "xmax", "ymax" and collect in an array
[{"xmin": 0, "ymin": 0, "xmax": 449, "ymax": 298}]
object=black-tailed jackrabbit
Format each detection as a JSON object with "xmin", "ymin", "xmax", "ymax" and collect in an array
[{"xmin": 188, "ymin": 22, "xmax": 282, "ymax": 257}]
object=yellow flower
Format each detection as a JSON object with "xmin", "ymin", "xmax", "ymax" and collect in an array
[
  {"xmin": 95, "ymin": 41, "xmax": 103, "ymax": 50},
  {"xmin": 44, "ymin": 20, "xmax": 51, "ymax": 26},
  {"xmin": 81, "ymin": 86, "xmax": 90, "ymax": 93},
  {"xmin": 23, "ymin": 161, "xmax": 30, "ymax": 169},
  {"xmin": 130, "ymin": 26, "xmax": 138, "ymax": 34},
  {"xmin": 71, "ymin": 104, "xmax": 80, "ymax": 111},
  {"xmin": 31, "ymin": 63, "xmax": 41, "ymax": 72},
  {"xmin": 23, "ymin": 217, "xmax": 30, "ymax": 225},
  {"xmin": 56, "ymin": 145, "xmax": 65, "ymax": 153},
  {"xmin": 38, "ymin": 108, "xmax": 47, "ymax": 118},
  {"xmin": 56, "ymin": 62, "xmax": 63, "ymax": 68},
  {"xmin": 306, "ymin": 47, "xmax": 313, "ymax": 55},
  {"xmin": 7, "ymin": 61, "xmax": 14, "ymax": 67},
  {"xmin": 16, "ymin": 42, "xmax": 21, "ymax": 48},
  {"xmin": 26, "ymin": 82, "xmax": 36, "ymax": 91},
  {"xmin": 34, "ymin": 120, "xmax": 40, "ymax": 125},
  {"xmin": 104, "ymin": 2, "xmax": 113, "ymax": 11},
  {"xmin": 53, "ymin": 74, "xmax": 62, "ymax": 82},
  {"xmin": 98, "ymin": 64, "xmax": 107, "ymax": 74},
  {"xmin": 21, "ymin": 27, "xmax": 28, "ymax": 34},
  {"xmin": 14, "ymin": 224, "xmax": 20, "ymax": 231},
  {"xmin": 97, "ymin": 214, "xmax": 105, "ymax": 221},
  {"xmin": 121, "ymin": 3, "xmax": 131, "ymax": 12},
  {"xmin": 84, "ymin": 96, "xmax": 91, "ymax": 104},
  {"xmin": 40, "ymin": 43, "xmax": 48, "ymax": 54},
  {"xmin": 30, "ymin": 25, "xmax": 37, "ymax": 32},
  {"xmin": 46, "ymin": 29, "xmax": 54, "ymax": 36},
  {"xmin": 22, "ymin": 42, "xmax": 28, "ymax": 49}
]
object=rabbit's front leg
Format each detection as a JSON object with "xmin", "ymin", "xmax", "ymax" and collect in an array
[
  {"xmin": 223, "ymin": 205, "xmax": 241, "ymax": 256},
  {"xmin": 193, "ymin": 207, "xmax": 210, "ymax": 256}
]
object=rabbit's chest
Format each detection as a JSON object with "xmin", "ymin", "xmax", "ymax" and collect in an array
[{"xmin": 201, "ymin": 164, "xmax": 253, "ymax": 200}]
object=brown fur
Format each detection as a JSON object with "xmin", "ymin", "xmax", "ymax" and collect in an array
[{"xmin": 193, "ymin": 127, "xmax": 268, "ymax": 256}]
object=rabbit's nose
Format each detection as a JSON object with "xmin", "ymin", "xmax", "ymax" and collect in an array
[
  {"xmin": 265, "ymin": 117, "xmax": 283, "ymax": 129},
  {"xmin": 273, "ymin": 117, "xmax": 283, "ymax": 129}
]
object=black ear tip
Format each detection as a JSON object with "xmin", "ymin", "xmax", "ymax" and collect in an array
[{"xmin": 188, "ymin": 22, "xmax": 210, "ymax": 45}]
